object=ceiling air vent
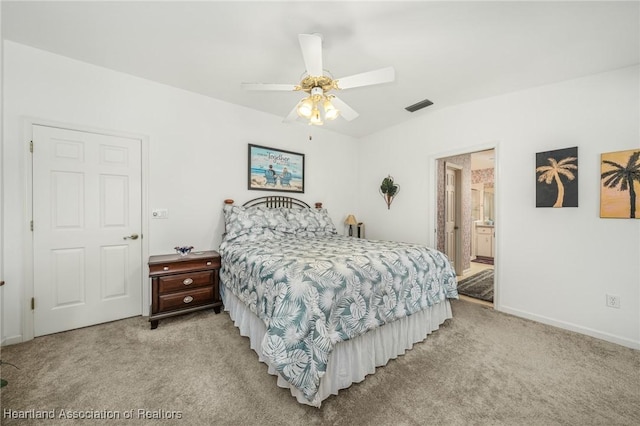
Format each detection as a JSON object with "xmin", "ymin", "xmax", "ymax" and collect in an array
[{"xmin": 405, "ymin": 99, "xmax": 433, "ymax": 113}]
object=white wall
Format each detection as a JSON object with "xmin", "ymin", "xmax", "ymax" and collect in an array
[
  {"xmin": 358, "ymin": 65, "xmax": 640, "ymax": 349},
  {"xmin": 0, "ymin": 4, "xmax": 4, "ymax": 345},
  {"xmin": 3, "ymin": 41, "xmax": 638, "ymax": 350},
  {"xmin": 2, "ymin": 41, "xmax": 359, "ymax": 343}
]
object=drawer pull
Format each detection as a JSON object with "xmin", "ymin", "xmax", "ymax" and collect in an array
[
  {"xmin": 183, "ymin": 296, "xmax": 194, "ymax": 304},
  {"xmin": 206, "ymin": 261, "xmax": 212, "ymax": 266},
  {"xmin": 183, "ymin": 278, "xmax": 193, "ymax": 285},
  {"xmin": 163, "ymin": 266, "xmax": 169, "ymax": 271}
]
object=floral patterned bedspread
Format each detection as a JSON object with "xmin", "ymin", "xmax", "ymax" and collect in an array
[{"xmin": 219, "ymin": 231, "xmax": 458, "ymax": 402}]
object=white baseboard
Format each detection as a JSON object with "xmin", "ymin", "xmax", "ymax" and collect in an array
[
  {"xmin": 498, "ymin": 305, "xmax": 640, "ymax": 350},
  {"xmin": 1, "ymin": 335, "xmax": 24, "ymax": 347}
]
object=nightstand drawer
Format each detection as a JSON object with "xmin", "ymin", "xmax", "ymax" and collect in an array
[
  {"xmin": 149, "ymin": 257, "xmax": 221, "ymax": 276},
  {"xmin": 158, "ymin": 271, "xmax": 213, "ymax": 293},
  {"xmin": 157, "ymin": 286, "xmax": 214, "ymax": 313}
]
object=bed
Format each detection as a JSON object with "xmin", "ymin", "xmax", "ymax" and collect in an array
[{"xmin": 219, "ymin": 196, "xmax": 458, "ymax": 407}]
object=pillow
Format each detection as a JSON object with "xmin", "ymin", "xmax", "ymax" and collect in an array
[
  {"xmin": 225, "ymin": 227, "xmax": 284, "ymax": 244},
  {"xmin": 284, "ymin": 208, "xmax": 337, "ymax": 236},
  {"xmin": 294, "ymin": 229, "xmax": 334, "ymax": 238},
  {"xmin": 223, "ymin": 205, "xmax": 289, "ymax": 241},
  {"xmin": 254, "ymin": 206, "xmax": 291, "ymax": 232}
]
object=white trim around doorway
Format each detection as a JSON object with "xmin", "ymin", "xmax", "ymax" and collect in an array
[{"xmin": 427, "ymin": 141, "xmax": 500, "ymax": 310}]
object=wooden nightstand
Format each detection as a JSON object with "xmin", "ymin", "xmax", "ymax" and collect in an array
[{"xmin": 148, "ymin": 250, "xmax": 223, "ymax": 329}]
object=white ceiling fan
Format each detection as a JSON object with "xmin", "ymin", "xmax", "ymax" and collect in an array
[{"xmin": 242, "ymin": 33, "xmax": 395, "ymax": 126}]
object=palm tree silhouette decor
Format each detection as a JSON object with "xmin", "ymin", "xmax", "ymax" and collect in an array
[
  {"xmin": 601, "ymin": 150, "xmax": 640, "ymax": 219},
  {"xmin": 536, "ymin": 154, "xmax": 578, "ymax": 208}
]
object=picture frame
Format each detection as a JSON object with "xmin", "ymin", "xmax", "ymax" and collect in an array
[
  {"xmin": 600, "ymin": 149, "xmax": 640, "ymax": 219},
  {"xmin": 535, "ymin": 146, "xmax": 578, "ymax": 208},
  {"xmin": 248, "ymin": 144, "xmax": 305, "ymax": 193}
]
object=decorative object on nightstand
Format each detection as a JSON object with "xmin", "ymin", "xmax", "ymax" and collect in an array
[
  {"xmin": 174, "ymin": 245, "xmax": 194, "ymax": 256},
  {"xmin": 345, "ymin": 214, "xmax": 357, "ymax": 236},
  {"xmin": 148, "ymin": 250, "xmax": 223, "ymax": 329},
  {"xmin": 357, "ymin": 222, "xmax": 365, "ymax": 239},
  {"xmin": 380, "ymin": 175, "xmax": 400, "ymax": 209}
]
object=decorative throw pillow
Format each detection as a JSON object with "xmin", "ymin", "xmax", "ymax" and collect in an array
[
  {"xmin": 252, "ymin": 206, "xmax": 291, "ymax": 232},
  {"xmin": 284, "ymin": 208, "xmax": 337, "ymax": 236},
  {"xmin": 223, "ymin": 205, "xmax": 289, "ymax": 241}
]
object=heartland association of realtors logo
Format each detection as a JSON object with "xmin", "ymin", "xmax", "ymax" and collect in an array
[{"xmin": 3, "ymin": 408, "xmax": 183, "ymax": 420}]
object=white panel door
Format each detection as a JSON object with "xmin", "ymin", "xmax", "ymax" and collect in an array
[
  {"xmin": 32, "ymin": 125, "xmax": 142, "ymax": 336},
  {"xmin": 445, "ymin": 167, "xmax": 457, "ymax": 268}
]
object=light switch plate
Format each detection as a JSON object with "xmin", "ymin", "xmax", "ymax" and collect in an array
[{"xmin": 152, "ymin": 209, "xmax": 168, "ymax": 219}]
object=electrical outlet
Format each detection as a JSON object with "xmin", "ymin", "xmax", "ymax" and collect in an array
[{"xmin": 606, "ymin": 294, "xmax": 620, "ymax": 309}]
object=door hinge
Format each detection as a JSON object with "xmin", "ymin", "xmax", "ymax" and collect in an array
[
  {"xmin": 30, "ymin": 140, "xmax": 33, "ymax": 153},
  {"xmin": 31, "ymin": 297, "xmax": 35, "ymax": 310},
  {"xmin": 30, "ymin": 220, "xmax": 34, "ymax": 231}
]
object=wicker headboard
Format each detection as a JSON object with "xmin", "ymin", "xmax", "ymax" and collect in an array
[{"xmin": 225, "ymin": 196, "xmax": 322, "ymax": 209}]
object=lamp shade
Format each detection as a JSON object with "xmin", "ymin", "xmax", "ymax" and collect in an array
[
  {"xmin": 344, "ymin": 214, "xmax": 358, "ymax": 225},
  {"xmin": 309, "ymin": 107, "xmax": 323, "ymax": 126},
  {"xmin": 323, "ymin": 99, "xmax": 340, "ymax": 121},
  {"xmin": 296, "ymin": 97, "xmax": 314, "ymax": 118}
]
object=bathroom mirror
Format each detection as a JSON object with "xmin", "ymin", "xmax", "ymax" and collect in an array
[
  {"xmin": 471, "ymin": 188, "xmax": 482, "ymax": 221},
  {"xmin": 483, "ymin": 186, "xmax": 494, "ymax": 222}
]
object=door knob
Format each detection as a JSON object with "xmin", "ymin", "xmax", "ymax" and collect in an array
[{"xmin": 123, "ymin": 233, "xmax": 139, "ymax": 240}]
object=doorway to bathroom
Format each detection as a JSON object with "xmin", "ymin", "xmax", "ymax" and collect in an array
[{"xmin": 437, "ymin": 148, "xmax": 495, "ymax": 307}]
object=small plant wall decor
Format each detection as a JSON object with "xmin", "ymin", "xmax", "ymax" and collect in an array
[{"xmin": 380, "ymin": 175, "xmax": 400, "ymax": 209}]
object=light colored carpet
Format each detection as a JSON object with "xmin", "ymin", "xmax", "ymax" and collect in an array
[{"xmin": 1, "ymin": 299, "xmax": 639, "ymax": 425}]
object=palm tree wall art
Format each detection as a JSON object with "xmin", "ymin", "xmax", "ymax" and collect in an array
[
  {"xmin": 536, "ymin": 147, "xmax": 579, "ymax": 208},
  {"xmin": 600, "ymin": 149, "xmax": 640, "ymax": 219}
]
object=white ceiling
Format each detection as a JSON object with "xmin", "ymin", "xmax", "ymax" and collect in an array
[{"xmin": 3, "ymin": 1, "xmax": 639, "ymax": 138}]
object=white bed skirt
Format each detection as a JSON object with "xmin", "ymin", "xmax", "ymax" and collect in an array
[{"xmin": 220, "ymin": 285, "xmax": 453, "ymax": 407}]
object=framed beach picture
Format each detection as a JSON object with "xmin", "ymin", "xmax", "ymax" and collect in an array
[
  {"xmin": 600, "ymin": 149, "xmax": 640, "ymax": 219},
  {"xmin": 248, "ymin": 144, "xmax": 305, "ymax": 193},
  {"xmin": 535, "ymin": 146, "xmax": 578, "ymax": 208}
]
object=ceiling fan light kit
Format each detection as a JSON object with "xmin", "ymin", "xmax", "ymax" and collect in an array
[
  {"xmin": 242, "ymin": 33, "xmax": 395, "ymax": 127},
  {"xmin": 296, "ymin": 87, "xmax": 340, "ymax": 126}
]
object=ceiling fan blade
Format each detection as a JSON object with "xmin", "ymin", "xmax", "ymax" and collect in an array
[
  {"xmin": 299, "ymin": 34, "xmax": 323, "ymax": 77},
  {"xmin": 283, "ymin": 105, "xmax": 300, "ymax": 123},
  {"xmin": 242, "ymin": 83, "xmax": 298, "ymax": 91},
  {"xmin": 331, "ymin": 96, "xmax": 359, "ymax": 121},
  {"xmin": 336, "ymin": 67, "xmax": 395, "ymax": 90}
]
